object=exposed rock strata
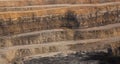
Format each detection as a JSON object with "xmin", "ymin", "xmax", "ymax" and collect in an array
[{"xmin": 0, "ymin": 1, "xmax": 119, "ymax": 64}]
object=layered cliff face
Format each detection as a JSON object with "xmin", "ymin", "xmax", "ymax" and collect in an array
[{"xmin": 0, "ymin": 1, "xmax": 120, "ymax": 64}]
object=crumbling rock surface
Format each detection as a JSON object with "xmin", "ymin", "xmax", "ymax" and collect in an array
[{"xmin": 0, "ymin": 1, "xmax": 120, "ymax": 64}]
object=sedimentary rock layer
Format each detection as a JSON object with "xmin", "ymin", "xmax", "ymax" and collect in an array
[
  {"xmin": 0, "ymin": 2, "xmax": 119, "ymax": 64},
  {"xmin": 0, "ymin": 3, "xmax": 119, "ymax": 36},
  {"xmin": 0, "ymin": 2, "xmax": 120, "ymax": 19}
]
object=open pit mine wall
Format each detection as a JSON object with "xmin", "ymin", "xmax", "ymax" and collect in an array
[
  {"xmin": 0, "ymin": 4, "xmax": 120, "ymax": 36},
  {"xmin": 0, "ymin": 3, "xmax": 120, "ymax": 64},
  {"xmin": 0, "ymin": 0, "xmax": 120, "ymax": 7},
  {"xmin": 0, "ymin": 26, "xmax": 120, "ymax": 47},
  {"xmin": 0, "ymin": 2, "xmax": 120, "ymax": 19}
]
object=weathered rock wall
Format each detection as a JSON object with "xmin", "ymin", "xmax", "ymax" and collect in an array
[
  {"xmin": 0, "ymin": 27, "xmax": 120, "ymax": 48},
  {"xmin": 0, "ymin": 25, "xmax": 120, "ymax": 63},
  {"xmin": 0, "ymin": 6, "xmax": 119, "ymax": 36},
  {"xmin": 1, "ymin": 37, "xmax": 120, "ymax": 63},
  {"xmin": 0, "ymin": 3, "xmax": 120, "ymax": 20},
  {"xmin": 0, "ymin": 2, "xmax": 120, "ymax": 64}
]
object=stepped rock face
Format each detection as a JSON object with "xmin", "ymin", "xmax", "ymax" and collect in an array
[{"xmin": 0, "ymin": 1, "xmax": 120, "ymax": 64}]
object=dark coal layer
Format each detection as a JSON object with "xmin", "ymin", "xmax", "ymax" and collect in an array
[{"xmin": 22, "ymin": 52, "xmax": 120, "ymax": 64}]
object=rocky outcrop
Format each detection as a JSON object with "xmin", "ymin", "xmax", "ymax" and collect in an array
[
  {"xmin": 0, "ymin": 3, "xmax": 120, "ymax": 36},
  {"xmin": 0, "ymin": 1, "xmax": 120, "ymax": 64}
]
